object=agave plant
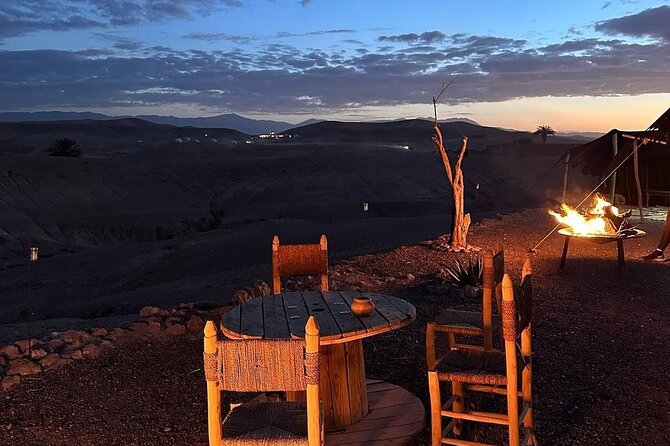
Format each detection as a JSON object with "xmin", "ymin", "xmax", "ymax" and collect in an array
[{"xmin": 444, "ymin": 256, "xmax": 483, "ymax": 288}]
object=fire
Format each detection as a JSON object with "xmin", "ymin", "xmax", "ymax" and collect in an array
[{"xmin": 549, "ymin": 195, "xmax": 621, "ymax": 236}]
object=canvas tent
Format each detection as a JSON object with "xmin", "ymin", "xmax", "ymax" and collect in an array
[{"xmin": 560, "ymin": 107, "xmax": 670, "ymax": 207}]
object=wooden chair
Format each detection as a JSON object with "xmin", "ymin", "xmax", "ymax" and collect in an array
[
  {"xmin": 272, "ymin": 234, "xmax": 329, "ymax": 294},
  {"xmin": 204, "ymin": 316, "xmax": 323, "ymax": 446},
  {"xmin": 428, "ymin": 249, "xmax": 504, "ymax": 354},
  {"xmin": 427, "ymin": 258, "xmax": 537, "ymax": 446}
]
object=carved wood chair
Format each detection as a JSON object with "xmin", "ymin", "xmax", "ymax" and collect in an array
[
  {"xmin": 427, "ymin": 258, "xmax": 537, "ymax": 446},
  {"xmin": 427, "ymin": 249, "xmax": 504, "ymax": 355},
  {"xmin": 272, "ymin": 234, "xmax": 329, "ymax": 294},
  {"xmin": 204, "ymin": 316, "xmax": 323, "ymax": 446}
]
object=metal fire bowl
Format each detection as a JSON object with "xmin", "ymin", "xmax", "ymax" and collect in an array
[{"xmin": 558, "ymin": 227, "xmax": 646, "ymax": 245}]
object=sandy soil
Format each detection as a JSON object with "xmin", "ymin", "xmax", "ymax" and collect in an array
[{"xmin": 1, "ymin": 209, "xmax": 669, "ymax": 446}]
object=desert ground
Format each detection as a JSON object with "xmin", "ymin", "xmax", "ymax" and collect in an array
[
  {"xmin": 3, "ymin": 118, "xmax": 668, "ymax": 445},
  {"xmin": 0, "ymin": 209, "xmax": 668, "ymax": 446}
]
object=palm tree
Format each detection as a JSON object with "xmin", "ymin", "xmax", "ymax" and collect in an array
[
  {"xmin": 47, "ymin": 137, "xmax": 82, "ymax": 157},
  {"xmin": 533, "ymin": 125, "xmax": 555, "ymax": 144}
]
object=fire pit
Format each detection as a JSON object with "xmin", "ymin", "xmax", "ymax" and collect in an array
[
  {"xmin": 550, "ymin": 194, "xmax": 646, "ymax": 275},
  {"xmin": 558, "ymin": 227, "xmax": 646, "ymax": 274}
]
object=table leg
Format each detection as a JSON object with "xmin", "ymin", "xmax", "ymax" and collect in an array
[
  {"xmin": 320, "ymin": 340, "xmax": 368, "ymax": 430},
  {"xmin": 617, "ymin": 240, "xmax": 625, "ymax": 274},
  {"xmin": 560, "ymin": 237, "xmax": 570, "ymax": 269}
]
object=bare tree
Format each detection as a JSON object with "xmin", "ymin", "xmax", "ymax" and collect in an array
[{"xmin": 432, "ymin": 81, "xmax": 470, "ymax": 249}]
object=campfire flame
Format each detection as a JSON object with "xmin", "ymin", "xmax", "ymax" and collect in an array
[{"xmin": 549, "ymin": 195, "xmax": 621, "ymax": 236}]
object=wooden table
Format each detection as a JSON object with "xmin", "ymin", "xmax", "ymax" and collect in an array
[{"xmin": 221, "ymin": 291, "xmax": 416, "ymax": 430}]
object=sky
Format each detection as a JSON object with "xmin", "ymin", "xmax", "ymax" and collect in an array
[{"xmin": 1, "ymin": 0, "xmax": 669, "ymax": 132}]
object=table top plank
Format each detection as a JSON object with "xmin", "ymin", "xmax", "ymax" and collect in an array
[
  {"xmin": 362, "ymin": 293, "xmax": 411, "ymax": 328},
  {"xmin": 302, "ymin": 290, "xmax": 343, "ymax": 342},
  {"xmin": 262, "ymin": 295, "xmax": 291, "ymax": 339},
  {"xmin": 281, "ymin": 292, "xmax": 311, "ymax": 339},
  {"xmin": 239, "ymin": 296, "xmax": 265, "ymax": 338},
  {"xmin": 369, "ymin": 292, "xmax": 416, "ymax": 320},
  {"xmin": 323, "ymin": 292, "xmax": 367, "ymax": 338},
  {"xmin": 338, "ymin": 291, "xmax": 389, "ymax": 332}
]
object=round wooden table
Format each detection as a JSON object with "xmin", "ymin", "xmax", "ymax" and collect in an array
[{"xmin": 220, "ymin": 290, "xmax": 416, "ymax": 430}]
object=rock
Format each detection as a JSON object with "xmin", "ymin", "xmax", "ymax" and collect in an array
[
  {"xmin": 1, "ymin": 375, "xmax": 20, "ymax": 391},
  {"xmin": 165, "ymin": 317, "xmax": 184, "ymax": 326},
  {"xmin": 14, "ymin": 338, "xmax": 40, "ymax": 353},
  {"xmin": 0, "ymin": 356, "xmax": 6, "ymax": 368},
  {"xmin": 450, "ymin": 287, "xmax": 465, "ymax": 299},
  {"xmin": 27, "ymin": 348, "xmax": 47, "ymax": 360},
  {"xmin": 0, "ymin": 345, "xmax": 21, "ymax": 360},
  {"xmin": 139, "ymin": 306, "xmax": 160, "ymax": 318},
  {"xmin": 48, "ymin": 339, "xmax": 66, "ymax": 352},
  {"xmin": 100, "ymin": 340, "xmax": 114, "ymax": 349},
  {"xmin": 187, "ymin": 316, "xmax": 205, "ymax": 333},
  {"xmin": 166, "ymin": 324, "xmax": 186, "ymax": 336},
  {"xmin": 40, "ymin": 354, "xmax": 72, "ymax": 371},
  {"xmin": 130, "ymin": 321, "xmax": 160, "ymax": 335},
  {"xmin": 157, "ymin": 309, "xmax": 171, "ymax": 318},
  {"xmin": 91, "ymin": 327, "xmax": 108, "ymax": 337},
  {"xmin": 63, "ymin": 330, "xmax": 81, "ymax": 345},
  {"xmin": 82, "ymin": 343, "xmax": 104, "ymax": 358},
  {"xmin": 105, "ymin": 328, "xmax": 125, "ymax": 341},
  {"xmin": 62, "ymin": 349, "xmax": 83, "ymax": 360},
  {"xmin": 7, "ymin": 358, "xmax": 41, "ymax": 376},
  {"xmin": 405, "ymin": 273, "xmax": 416, "ymax": 281}
]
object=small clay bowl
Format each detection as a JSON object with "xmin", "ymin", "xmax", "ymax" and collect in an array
[{"xmin": 351, "ymin": 296, "xmax": 375, "ymax": 316}]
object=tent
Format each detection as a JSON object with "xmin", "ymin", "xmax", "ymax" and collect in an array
[{"xmin": 560, "ymin": 107, "xmax": 670, "ymax": 207}]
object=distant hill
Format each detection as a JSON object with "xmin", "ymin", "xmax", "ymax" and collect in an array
[
  {"xmin": 283, "ymin": 118, "xmax": 584, "ymax": 151},
  {"xmin": 0, "ymin": 118, "xmax": 248, "ymax": 155},
  {"xmin": 0, "ymin": 111, "xmax": 317, "ymax": 135}
]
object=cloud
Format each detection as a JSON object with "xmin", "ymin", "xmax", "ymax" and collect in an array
[
  {"xmin": 378, "ymin": 31, "xmax": 447, "ymax": 44},
  {"xmin": 1, "ymin": 31, "xmax": 669, "ymax": 115},
  {"xmin": 298, "ymin": 0, "xmax": 313, "ymax": 6},
  {"xmin": 0, "ymin": 0, "xmax": 243, "ymax": 39},
  {"xmin": 184, "ymin": 33, "xmax": 253, "ymax": 44},
  {"xmin": 601, "ymin": 2, "xmax": 612, "ymax": 9},
  {"xmin": 595, "ymin": 5, "xmax": 670, "ymax": 41}
]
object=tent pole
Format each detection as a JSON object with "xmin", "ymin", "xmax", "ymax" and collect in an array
[
  {"xmin": 633, "ymin": 139, "xmax": 644, "ymax": 222},
  {"xmin": 561, "ymin": 152, "xmax": 570, "ymax": 203},
  {"xmin": 609, "ymin": 132, "xmax": 618, "ymax": 202}
]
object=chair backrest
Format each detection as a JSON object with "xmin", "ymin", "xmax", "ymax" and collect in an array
[
  {"xmin": 482, "ymin": 248, "xmax": 504, "ymax": 349},
  {"xmin": 204, "ymin": 317, "xmax": 322, "ymax": 446},
  {"xmin": 501, "ymin": 257, "xmax": 533, "ymax": 367},
  {"xmin": 272, "ymin": 234, "xmax": 329, "ymax": 294}
]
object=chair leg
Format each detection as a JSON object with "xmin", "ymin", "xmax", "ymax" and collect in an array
[
  {"xmin": 452, "ymin": 381, "xmax": 464, "ymax": 435},
  {"xmin": 428, "ymin": 371, "xmax": 442, "ymax": 446}
]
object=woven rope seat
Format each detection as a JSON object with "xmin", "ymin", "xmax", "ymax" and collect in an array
[
  {"xmin": 439, "ymin": 309, "xmax": 501, "ymax": 336},
  {"xmin": 435, "ymin": 349, "xmax": 507, "ymax": 386},
  {"xmin": 221, "ymin": 401, "xmax": 309, "ymax": 446}
]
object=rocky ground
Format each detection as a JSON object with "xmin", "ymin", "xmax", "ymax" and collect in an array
[{"xmin": 1, "ymin": 209, "xmax": 669, "ymax": 445}]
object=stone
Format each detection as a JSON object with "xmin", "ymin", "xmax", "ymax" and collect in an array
[
  {"xmin": 91, "ymin": 327, "xmax": 108, "ymax": 337},
  {"xmin": 82, "ymin": 343, "xmax": 104, "ymax": 358},
  {"xmin": 0, "ymin": 345, "xmax": 21, "ymax": 361},
  {"xmin": 7, "ymin": 358, "xmax": 41, "ymax": 376},
  {"xmin": 27, "ymin": 348, "xmax": 47, "ymax": 360},
  {"xmin": 48, "ymin": 339, "xmax": 66, "ymax": 352},
  {"xmin": 405, "ymin": 273, "xmax": 416, "ymax": 281},
  {"xmin": 1, "ymin": 375, "xmax": 20, "ymax": 391},
  {"xmin": 105, "ymin": 328, "xmax": 125, "ymax": 341},
  {"xmin": 40, "ymin": 354, "xmax": 72, "ymax": 371},
  {"xmin": 130, "ymin": 321, "xmax": 160, "ymax": 335},
  {"xmin": 14, "ymin": 338, "xmax": 40, "ymax": 353},
  {"xmin": 62, "ymin": 349, "xmax": 83, "ymax": 360},
  {"xmin": 157, "ymin": 309, "xmax": 171, "ymax": 318},
  {"xmin": 100, "ymin": 340, "xmax": 114, "ymax": 349},
  {"xmin": 186, "ymin": 316, "xmax": 205, "ymax": 333},
  {"xmin": 63, "ymin": 330, "xmax": 82, "ymax": 345},
  {"xmin": 139, "ymin": 306, "xmax": 160, "ymax": 318},
  {"xmin": 165, "ymin": 317, "xmax": 184, "ymax": 326},
  {"xmin": 166, "ymin": 324, "xmax": 186, "ymax": 336},
  {"xmin": 0, "ymin": 356, "xmax": 6, "ymax": 368}
]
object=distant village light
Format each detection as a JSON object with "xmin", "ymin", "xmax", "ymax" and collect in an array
[
  {"xmin": 362, "ymin": 202, "xmax": 369, "ymax": 212},
  {"xmin": 29, "ymin": 246, "xmax": 39, "ymax": 262}
]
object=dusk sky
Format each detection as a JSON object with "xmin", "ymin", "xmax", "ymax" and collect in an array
[{"xmin": 1, "ymin": 0, "xmax": 669, "ymax": 131}]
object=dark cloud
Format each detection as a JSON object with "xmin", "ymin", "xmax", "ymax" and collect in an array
[
  {"xmin": 1, "ymin": 32, "xmax": 669, "ymax": 115},
  {"xmin": 595, "ymin": 5, "xmax": 670, "ymax": 41},
  {"xmin": 184, "ymin": 33, "xmax": 253, "ymax": 44},
  {"xmin": 298, "ymin": 0, "xmax": 313, "ymax": 6},
  {"xmin": 0, "ymin": 0, "xmax": 243, "ymax": 39},
  {"xmin": 378, "ymin": 31, "xmax": 447, "ymax": 44}
]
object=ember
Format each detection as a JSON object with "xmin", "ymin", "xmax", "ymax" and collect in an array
[{"xmin": 549, "ymin": 194, "xmax": 632, "ymax": 236}]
